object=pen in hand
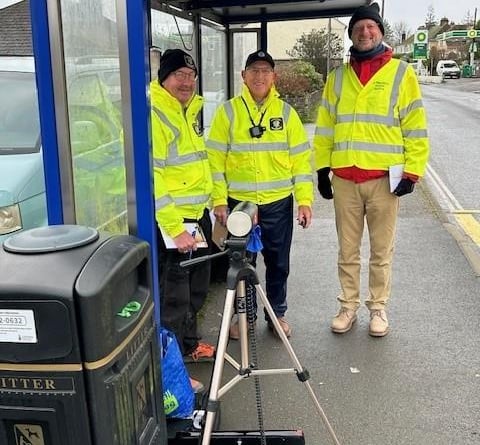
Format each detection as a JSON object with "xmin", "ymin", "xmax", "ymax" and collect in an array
[{"xmin": 189, "ymin": 230, "xmax": 196, "ymax": 259}]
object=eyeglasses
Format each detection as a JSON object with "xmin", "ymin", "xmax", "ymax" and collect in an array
[
  {"xmin": 246, "ymin": 67, "xmax": 274, "ymax": 76},
  {"xmin": 172, "ymin": 70, "xmax": 198, "ymax": 81}
]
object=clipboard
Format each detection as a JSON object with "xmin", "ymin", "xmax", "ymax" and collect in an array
[
  {"xmin": 212, "ymin": 221, "xmax": 228, "ymax": 251},
  {"xmin": 389, "ymin": 164, "xmax": 404, "ymax": 192},
  {"xmin": 160, "ymin": 223, "xmax": 208, "ymax": 249}
]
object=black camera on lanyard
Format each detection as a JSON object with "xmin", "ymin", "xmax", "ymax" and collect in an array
[{"xmin": 249, "ymin": 125, "xmax": 266, "ymax": 138}]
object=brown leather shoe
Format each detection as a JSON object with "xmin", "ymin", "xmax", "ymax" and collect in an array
[
  {"xmin": 189, "ymin": 377, "xmax": 205, "ymax": 394},
  {"xmin": 229, "ymin": 320, "xmax": 240, "ymax": 340},
  {"xmin": 268, "ymin": 317, "xmax": 292, "ymax": 338},
  {"xmin": 331, "ymin": 308, "xmax": 357, "ymax": 334},
  {"xmin": 369, "ymin": 310, "xmax": 389, "ymax": 337},
  {"xmin": 229, "ymin": 317, "xmax": 256, "ymax": 340}
]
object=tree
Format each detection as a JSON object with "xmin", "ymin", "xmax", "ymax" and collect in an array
[
  {"xmin": 382, "ymin": 19, "xmax": 396, "ymax": 47},
  {"xmin": 462, "ymin": 10, "xmax": 475, "ymax": 27},
  {"xmin": 425, "ymin": 4, "xmax": 437, "ymax": 28},
  {"xmin": 275, "ymin": 61, "xmax": 323, "ymax": 122},
  {"xmin": 286, "ymin": 28, "xmax": 343, "ymax": 79},
  {"xmin": 392, "ymin": 21, "xmax": 412, "ymax": 45}
]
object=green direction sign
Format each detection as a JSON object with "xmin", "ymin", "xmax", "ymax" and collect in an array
[
  {"xmin": 413, "ymin": 43, "xmax": 428, "ymax": 59},
  {"xmin": 437, "ymin": 29, "xmax": 480, "ymax": 41},
  {"xmin": 467, "ymin": 29, "xmax": 477, "ymax": 39}
]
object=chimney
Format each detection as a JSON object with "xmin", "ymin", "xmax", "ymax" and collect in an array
[
  {"xmin": 440, "ymin": 17, "xmax": 449, "ymax": 26},
  {"xmin": 401, "ymin": 32, "xmax": 406, "ymax": 42}
]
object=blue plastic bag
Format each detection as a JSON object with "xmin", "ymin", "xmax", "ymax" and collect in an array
[
  {"xmin": 160, "ymin": 328, "xmax": 194, "ymax": 418},
  {"xmin": 246, "ymin": 224, "xmax": 263, "ymax": 253}
]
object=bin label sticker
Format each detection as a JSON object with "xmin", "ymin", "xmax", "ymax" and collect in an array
[
  {"xmin": 14, "ymin": 424, "xmax": 45, "ymax": 445},
  {"xmin": 0, "ymin": 309, "xmax": 37, "ymax": 343}
]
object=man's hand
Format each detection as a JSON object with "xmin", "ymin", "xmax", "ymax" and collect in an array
[
  {"xmin": 393, "ymin": 178, "xmax": 415, "ymax": 197},
  {"xmin": 317, "ymin": 167, "xmax": 333, "ymax": 199},
  {"xmin": 213, "ymin": 205, "xmax": 229, "ymax": 226},
  {"xmin": 297, "ymin": 205, "xmax": 312, "ymax": 229},
  {"xmin": 174, "ymin": 230, "xmax": 196, "ymax": 254}
]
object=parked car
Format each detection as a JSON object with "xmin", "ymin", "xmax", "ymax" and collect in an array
[
  {"xmin": 436, "ymin": 60, "xmax": 461, "ymax": 79},
  {"xmin": 0, "ymin": 57, "xmax": 46, "ymax": 242},
  {"xmin": 0, "ymin": 56, "xmax": 127, "ymax": 243}
]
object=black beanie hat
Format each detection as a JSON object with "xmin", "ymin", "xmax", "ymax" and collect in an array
[
  {"xmin": 348, "ymin": 3, "xmax": 384, "ymax": 38},
  {"xmin": 158, "ymin": 49, "xmax": 197, "ymax": 84},
  {"xmin": 245, "ymin": 50, "xmax": 275, "ymax": 69}
]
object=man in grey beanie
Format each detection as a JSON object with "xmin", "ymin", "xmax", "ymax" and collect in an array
[{"xmin": 314, "ymin": 3, "xmax": 430, "ymax": 337}]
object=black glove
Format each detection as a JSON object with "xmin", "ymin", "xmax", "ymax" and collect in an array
[
  {"xmin": 317, "ymin": 167, "xmax": 333, "ymax": 199},
  {"xmin": 393, "ymin": 178, "xmax": 415, "ymax": 197}
]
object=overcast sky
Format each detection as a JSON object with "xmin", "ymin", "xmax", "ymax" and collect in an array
[
  {"xmin": 0, "ymin": 0, "xmax": 20, "ymax": 8},
  {"xmin": 1, "ymin": 0, "xmax": 477, "ymax": 35},
  {"xmin": 382, "ymin": 1, "xmax": 479, "ymax": 32}
]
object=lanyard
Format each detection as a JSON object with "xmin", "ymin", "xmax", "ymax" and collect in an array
[{"xmin": 241, "ymin": 96, "xmax": 267, "ymax": 128}]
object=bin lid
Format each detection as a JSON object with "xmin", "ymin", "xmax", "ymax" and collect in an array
[{"xmin": 2, "ymin": 225, "xmax": 99, "ymax": 253}]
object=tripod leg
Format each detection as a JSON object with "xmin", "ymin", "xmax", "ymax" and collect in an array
[
  {"xmin": 255, "ymin": 284, "xmax": 342, "ymax": 445},
  {"xmin": 235, "ymin": 280, "xmax": 251, "ymax": 367},
  {"xmin": 201, "ymin": 288, "xmax": 236, "ymax": 445}
]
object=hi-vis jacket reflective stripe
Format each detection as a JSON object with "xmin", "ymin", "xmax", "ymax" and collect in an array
[
  {"xmin": 207, "ymin": 84, "xmax": 313, "ymax": 207},
  {"xmin": 313, "ymin": 59, "xmax": 430, "ymax": 177},
  {"xmin": 151, "ymin": 81, "xmax": 212, "ymax": 238}
]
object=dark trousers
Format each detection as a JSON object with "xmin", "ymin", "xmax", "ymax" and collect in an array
[
  {"xmin": 157, "ymin": 209, "xmax": 212, "ymax": 355},
  {"xmin": 228, "ymin": 195, "xmax": 293, "ymax": 319}
]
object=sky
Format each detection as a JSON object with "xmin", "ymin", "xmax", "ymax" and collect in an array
[
  {"xmin": 1, "ymin": 0, "xmax": 477, "ymax": 31},
  {"xmin": 0, "ymin": 0, "xmax": 20, "ymax": 8},
  {"xmin": 382, "ymin": 1, "xmax": 479, "ymax": 32}
]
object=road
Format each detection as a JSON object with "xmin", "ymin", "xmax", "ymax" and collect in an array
[
  {"xmin": 421, "ymin": 78, "xmax": 480, "ymax": 273},
  {"xmin": 422, "ymin": 78, "xmax": 480, "ymax": 214}
]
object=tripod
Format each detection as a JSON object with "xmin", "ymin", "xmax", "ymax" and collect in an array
[{"xmin": 183, "ymin": 236, "xmax": 341, "ymax": 445}]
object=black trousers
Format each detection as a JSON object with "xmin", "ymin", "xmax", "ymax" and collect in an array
[
  {"xmin": 228, "ymin": 195, "xmax": 293, "ymax": 319},
  {"xmin": 157, "ymin": 209, "xmax": 212, "ymax": 355}
]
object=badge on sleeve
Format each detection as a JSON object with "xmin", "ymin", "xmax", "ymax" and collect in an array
[{"xmin": 270, "ymin": 117, "xmax": 283, "ymax": 131}]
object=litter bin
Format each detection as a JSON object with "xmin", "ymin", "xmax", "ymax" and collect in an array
[
  {"xmin": 462, "ymin": 64, "xmax": 473, "ymax": 78},
  {"xmin": 0, "ymin": 225, "xmax": 167, "ymax": 445}
]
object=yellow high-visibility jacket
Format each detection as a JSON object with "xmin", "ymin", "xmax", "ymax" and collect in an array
[
  {"xmin": 151, "ymin": 81, "xmax": 212, "ymax": 238},
  {"xmin": 207, "ymin": 85, "xmax": 313, "ymax": 207},
  {"xmin": 314, "ymin": 59, "xmax": 430, "ymax": 177}
]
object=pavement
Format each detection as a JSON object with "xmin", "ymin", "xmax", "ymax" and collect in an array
[{"xmin": 183, "ymin": 125, "xmax": 480, "ymax": 445}]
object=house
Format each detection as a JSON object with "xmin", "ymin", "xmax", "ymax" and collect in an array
[
  {"xmin": 0, "ymin": 0, "xmax": 32, "ymax": 56},
  {"xmin": 394, "ymin": 17, "xmax": 474, "ymax": 65},
  {"xmin": 268, "ymin": 17, "xmax": 346, "ymax": 64}
]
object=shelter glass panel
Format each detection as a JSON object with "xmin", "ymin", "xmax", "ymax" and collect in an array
[
  {"xmin": 60, "ymin": 0, "xmax": 128, "ymax": 234},
  {"xmin": 233, "ymin": 31, "xmax": 259, "ymax": 95},
  {"xmin": 201, "ymin": 23, "xmax": 227, "ymax": 132},
  {"xmin": 151, "ymin": 10, "xmax": 195, "ymax": 54}
]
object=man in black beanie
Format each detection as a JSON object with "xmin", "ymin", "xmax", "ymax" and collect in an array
[
  {"xmin": 151, "ymin": 49, "xmax": 214, "ymax": 393},
  {"xmin": 158, "ymin": 48, "xmax": 197, "ymax": 84},
  {"xmin": 314, "ymin": 2, "xmax": 430, "ymax": 337},
  {"xmin": 347, "ymin": 2, "xmax": 385, "ymax": 38}
]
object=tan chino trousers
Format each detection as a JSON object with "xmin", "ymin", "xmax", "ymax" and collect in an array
[{"xmin": 332, "ymin": 175, "xmax": 399, "ymax": 311}]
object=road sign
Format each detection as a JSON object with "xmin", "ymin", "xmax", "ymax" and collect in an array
[
  {"xmin": 413, "ymin": 43, "xmax": 428, "ymax": 59},
  {"xmin": 469, "ymin": 42, "xmax": 478, "ymax": 53},
  {"xmin": 414, "ymin": 30, "xmax": 428, "ymax": 44},
  {"xmin": 437, "ymin": 29, "xmax": 480, "ymax": 40}
]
